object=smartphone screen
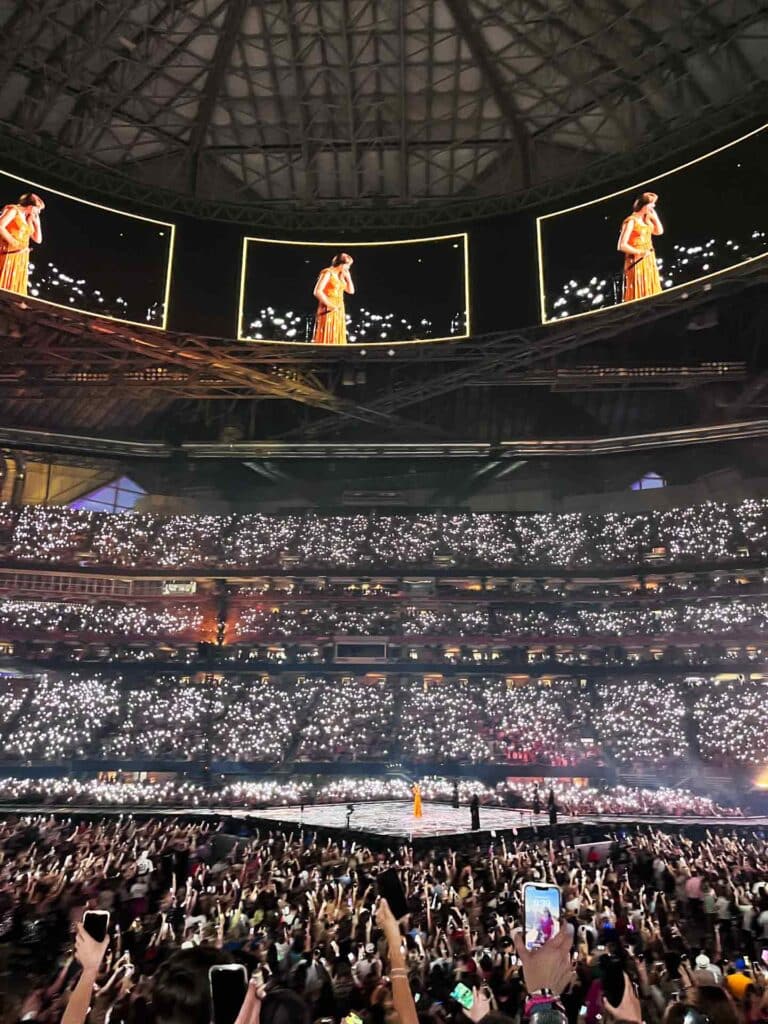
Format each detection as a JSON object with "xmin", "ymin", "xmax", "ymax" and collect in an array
[
  {"xmin": 761, "ymin": 950, "xmax": 768, "ymax": 966},
  {"xmin": 451, "ymin": 983, "xmax": 475, "ymax": 1009},
  {"xmin": 82, "ymin": 910, "xmax": 110, "ymax": 943},
  {"xmin": 601, "ymin": 955, "xmax": 626, "ymax": 1008},
  {"xmin": 522, "ymin": 882, "xmax": 560, "ymax": 950},
  {"xmin": 377, "ymin": 868, "xmax": 409, "ymax": 920},
  {"xmin": 210, "ymin": 965, "xmax": 248, "ymax": 1024}
]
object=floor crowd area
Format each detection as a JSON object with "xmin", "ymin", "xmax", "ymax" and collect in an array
[{"xmin": 0, "ymin": 814, "xmax": 767, "ymax": 1024}]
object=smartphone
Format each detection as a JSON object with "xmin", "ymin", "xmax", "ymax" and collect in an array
[
  {"xmin": 522, "ymin": 882, "xmax": 560, "ymax": 950},
  {"xmin": 377, "ymin": 868, "xmax": 409, "ymax": 920},
  {"xmin": 209, "ymin": 964, "xmax": 248, "ymax": 1024},
  {"xmin": 761, "ymin": 950, "xmax": 768, "ymax": 966},
  {"xmin": 451, "ymin": 983, "xmax": 475, "ymax": 1010},
  {"xmin": 82, "ymin": 910, "xmax": 110, "ymax": 943},
  {"xmin": 601, "ymin": 956, "xmax": 626, "ymax": 1008}
]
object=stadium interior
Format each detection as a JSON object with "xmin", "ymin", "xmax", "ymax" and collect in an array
[{"xmin": 0, "ymin": 3, "xmax": 767, "ymax": 1021}]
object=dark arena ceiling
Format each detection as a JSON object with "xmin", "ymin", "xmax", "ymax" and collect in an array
[
  {"xmin": 0, "ymin": 0, "xmax": 766, "ymax": 491},
  {"xmin": 0, "ymin": 0, "xmax": 766, "ymax": 222}
]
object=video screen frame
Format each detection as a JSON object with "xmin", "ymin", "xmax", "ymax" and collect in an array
[
  {"xmin": 535, "ymin": 122, "xmax": 768, "ymax": 325},
  {"xmin": 237, "ymin": 232, "xmax": 471, "ymax": 346},
  {"xmin": 0, "ymin": 167, "xmax": 176, "ymax": 330}
]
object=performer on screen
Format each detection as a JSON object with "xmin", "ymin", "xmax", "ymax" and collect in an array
[
  {"xmin": 0, "ymin": 193, "xmax": 44, "ymax": 297},
  {"xmin": 617, "ymin": 191, "xmax": 663, "ymax": 302},
  {"xmin": 312, "ymin": 252, "xmax": 354, "ymax": 345}
]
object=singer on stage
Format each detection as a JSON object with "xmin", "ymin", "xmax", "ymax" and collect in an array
[
  {"xmin": 0, "ymin": 193, "xmax": 44, "ymax": 296},
  {"xmin": 312, "ymin": 252, "xmax": 355, "ymax": 345},
  {"xmin": 617, "ymin": 191, "xmax": 663, "ymax": 302}
]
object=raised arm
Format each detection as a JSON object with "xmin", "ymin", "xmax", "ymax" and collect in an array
[
  {"xmin": 647, "ymin": 205, "xmax": 663, "ymax": 236},
  {"xmin": 341, "ymin": 267, "xmax": 355, "ymax": 295},
  {"xmin": 376, "ymin": 898, "xmax": 418, "ymax": 1024},
  {"xmin": 62, "ymin": 923, "xmax": 109, "ymax": 1024}
]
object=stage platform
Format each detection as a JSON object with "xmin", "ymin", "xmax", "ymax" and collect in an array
[
  {"xmin": 0, "ymin": 803, "xmax": 763, "ymax": 845},
  {"xmin": 245, "ymin": 800, "xmax": 567, "ymax": 839}
]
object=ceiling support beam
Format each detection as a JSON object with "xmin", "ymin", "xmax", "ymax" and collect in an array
[
  {"xmin": 278, "ymin": 258, "xmax": 768, "ymax": 440},
  {"xmin": 442, "ymin": 0, "xmax": 532, "ymax": 188},
  {"xmin": 282, "ymin": 0, "xmax": 319, "ymax": 202},
  {"xmin": 187, "ymin": 0, "xmax": 248, "ymax": 196},
  {"xmin": 723, "ymin": 372, "xmax": 768, "ymax": 418},
  {"xmin": 1, "ymin": 420, "xmax": 768, "ymax": 460},
  {"xmin": 0, "ymin": 84, "xmax": 763, "ymax": 229}
]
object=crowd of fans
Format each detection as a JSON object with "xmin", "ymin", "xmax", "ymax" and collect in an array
[
  {"xmin": 3, "ymin": 675, "xmax": 121, "ymax": 761},
  {"xmin": 3, "ymin": 810, "xmax": 768, "ymax": 1024},
  {"xmin": 0, "ymin": 671, "xmax": 765, "ymax": 769},
  {"xmin": 3, "ymin": 499, "xmax": 768, "ymax": 570},
  {"xmin": 0, "ymin": 774, "xmax": 740, "ymax": 817},
  {"xmin": 8, "ymin": 591, "xmax": 768, "ymax": 646},
  {"xmin": 296, "ymin": 680, "xmax": 396, "ymax": 760},
  {"xmin": 484, "ymin": 679, "xmax": 593, "ymax": 766},
  {"xmin": 591, "ymin": 681, "xmax": 689, "ymax": 766},
  {"xmin": 0, "ymin": 598, "xmax": 204, "ymax": 640},
  {"xmin": 690, "ymin": 679, "xmax": 768, "ymax": 767},
  {"xmin": 3, "ymin": 592, "xmax": 768, "ymax": 649}
]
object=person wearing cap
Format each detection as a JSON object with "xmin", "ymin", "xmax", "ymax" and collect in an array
[
  {"xmin": 352, "ymin": 942, "xmax": 379, "ymax": 985},
  {"xmin": 693, "ymin": 953, "xmax": 722, "ymax": 986}
]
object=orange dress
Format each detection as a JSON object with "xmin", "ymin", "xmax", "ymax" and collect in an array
[
  {"xmin": 312, "ymin": 266, "xmax": 347, "ymax": 345},
  {"xmin": 621, "ymin": 216, "xmax": 661, "ymax": 302},
  {"xmin": 413, "ymin": 784, "xmax": 423, "ymax": 818},
  {"xmin": 0, "ymin": 205, "xmax": 33, "ymax": 296}
]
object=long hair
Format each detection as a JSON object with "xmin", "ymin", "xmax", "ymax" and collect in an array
[
  {"xmin": 331, "ymin": 252, "xmax": 349, "ymax": 266},
  {"xmin": 632, "ymin": 191, "xmax": 657, "ymax": 212},
  {"xmin": 18, "ymin": 193, "xmax": 44, "ymax": 208}
]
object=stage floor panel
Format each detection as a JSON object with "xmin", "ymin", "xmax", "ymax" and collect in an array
[{"xmin": 244, "ymin": 800, "xmax": 557, "ymax": 838}]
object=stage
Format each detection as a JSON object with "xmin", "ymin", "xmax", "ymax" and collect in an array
[
  {"xmin": 0, "ymin": 801, "xmax": 762, "ymax": 847},
  {"xmin": 244, "ymin": 800, "xmax": 565, "ymax": 839}
]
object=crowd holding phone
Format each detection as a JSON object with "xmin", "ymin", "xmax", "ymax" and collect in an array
[
  {"xmin": 14, "ymin": 814, "xmax": 768, "ymax": 1024},
  {"xmin": 210, "ymin": 964, "xmax": 248, "ymax": 1024},
  {"xmin": 82, "ymin": 909, "xmax": 110, "ymax": 943},
  {"xmin": 523, "ymin": 882, "xmax": 561, "ymax": 950}
]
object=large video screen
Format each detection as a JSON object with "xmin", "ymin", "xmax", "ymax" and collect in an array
[
  {"xmin": 537, "ymin": 124, "xmax": 768, "ymax": 323},
  {"xmin": 0, "ymin": 169, "xmax": 175, "ymax": 328},
  {"xmin": 238, "ymin": 234, "xmax": 469, "ymax": 345}
]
